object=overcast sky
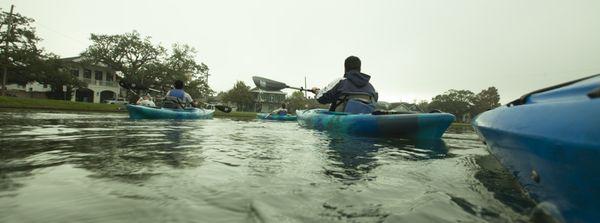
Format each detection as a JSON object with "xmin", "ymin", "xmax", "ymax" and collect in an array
[{"xmin": 6, "ymin": 0, "xmax": 600, "ymax": 103}]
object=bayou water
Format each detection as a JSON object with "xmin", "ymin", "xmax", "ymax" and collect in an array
[{"xmin": 0, "ymin": 110, "xmax": 536, "ymax": 222}]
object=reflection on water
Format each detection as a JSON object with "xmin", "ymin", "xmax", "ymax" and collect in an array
[
  {"xmin": 323, "ymin": 135, "xmax": 450, "ymax": 185},
  {"xmin": 0, "ymin": 110, "xmax": 534, "ymax": 222}
]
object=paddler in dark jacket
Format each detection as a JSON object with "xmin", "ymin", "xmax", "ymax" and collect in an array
[{"xmin": 311, "ymin": 56, "xmax": 378, "ymax": 112}]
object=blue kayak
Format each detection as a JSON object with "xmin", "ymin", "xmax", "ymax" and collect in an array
[
  {"xmin": 126, "ymin": 104, "xmax": 214, "ymax": 119},
  {"xmin": 296, "ymin": 109, "xmax": 455, "ymax": 139},
  {"xmin": 472, "ymin": 74, "xmax": 600, "ymax": 222},
  {"xmin": 256, "ymin": 113, "xmax": 298, "ymax": 121}
]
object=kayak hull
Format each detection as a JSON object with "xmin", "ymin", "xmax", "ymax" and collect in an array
[
  {"xmin": 126, "ymin": 104, "xmax": 214, "ymax": 119},
  {"xmin": 296, "ymin": 109, "xmax": 455, "ymax": 139},
  {"xmin": 472, "ymin": 76, "xmax": 600, "ymax": 223},
  {"xmin": 256, "ymin": 113, "xmax": 298, "ymax": 121}
]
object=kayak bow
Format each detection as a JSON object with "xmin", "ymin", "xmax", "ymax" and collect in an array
[{"xmin": 472, "ymin": 74, "xmax": 600, "ymax": 222}]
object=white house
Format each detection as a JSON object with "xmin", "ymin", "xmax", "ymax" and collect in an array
[
  {"xmin": 5, "ymin": 57, "xmax": 124, "ymax": 103},
  {"xmin": 251, "ymin": 88, "xmax": 286, "ymax": 113},
  {"xmin": 62, "ymin": 57, "xmax": 122, "ymax": 103}
]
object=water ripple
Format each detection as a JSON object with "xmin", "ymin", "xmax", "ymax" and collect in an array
[{"xmin": 0, "ymin": 110, "xmax": 533, "ymax": 222}]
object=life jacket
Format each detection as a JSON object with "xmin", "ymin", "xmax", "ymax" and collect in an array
[
  {"xmin": 167, "ymin": 89, "xmax": 185, "ymax": 100},
  {"xmin": 333, "ymin": 92, "xmax": 375, "ymax": 114},
  {"xmin": 276, "ymin": 109, "xmax": 288, "ymax": 115},
  {"xmin": 162, "ymin": 89, "xmax": 188, "ymax": 109}
]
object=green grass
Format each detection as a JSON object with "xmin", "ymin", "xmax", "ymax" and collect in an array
[
  {"xmin": 214, "ymin": 110, "xmax": 257, "ymax": 118},
  {"xmin": 451, "ymin": 122, "xmax": 472, "ymax": 127},
  {"xmin": 0, "ymin": 96, "xmax": 123, "ymax": 112}
]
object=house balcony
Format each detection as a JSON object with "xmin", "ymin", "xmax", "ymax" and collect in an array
[{"xmin": 81, "ymin": 78, "xmax": 118, "ymax": 87}]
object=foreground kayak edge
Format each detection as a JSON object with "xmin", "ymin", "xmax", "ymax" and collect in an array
[{"xmin": 472, "ymin": 75, "xmax": 600, "ymax": 223}]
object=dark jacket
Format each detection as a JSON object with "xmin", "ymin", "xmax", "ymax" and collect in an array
[{"xmin": 316, "ymin": 70, "xmax": 378, "ymax": 111}]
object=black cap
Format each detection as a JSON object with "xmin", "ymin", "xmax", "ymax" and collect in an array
[{"xmin": 344, "ymin": 56, "xmax": 361, "ymax": 72}]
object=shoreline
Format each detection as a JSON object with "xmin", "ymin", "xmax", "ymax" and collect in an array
[
  {"xmin": 0, "ymin": 96, "xmax": 124, "ymax": 113},
  {"xmin": 0, "ymin": 96, "xmax": 258, "ymax": 117},
  {"xmin": 0, "ymin": 96, "xmax": 472, "ymax": 125}
]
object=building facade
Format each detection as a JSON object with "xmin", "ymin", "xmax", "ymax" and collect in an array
[
  {"xmin": 251, "ymin": 88, "xmax": 286, "ymax": 113},
  {"xmin": 63, "ymin": 57, "xmax": 122, "ymax": 103},
  {"xmin": 5, "ymin": 81, "xmax": 52, "ymax": 99}
]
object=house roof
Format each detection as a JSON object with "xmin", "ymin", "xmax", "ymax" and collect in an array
[{"xmin": 61, "ymin": 56, "xmax": 115, "ymax": 71}]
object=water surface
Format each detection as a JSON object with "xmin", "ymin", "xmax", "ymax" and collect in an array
[{"xmin": 0, "ymin": 110, "xmax": 534, "ymax": 222}]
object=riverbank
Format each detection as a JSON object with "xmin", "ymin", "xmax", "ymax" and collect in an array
[
  {"xmin": 0, "ymin": 96, "xmax": 260, "ymax": 117},
  {"xmin": 214, "ymin": 110, "xmax": 256, "ymax": 118},
  {"xmin": 0, "ymin": 96, "xmax": 123, "ymax": 112},
  {"xmin": 0, "ymin": 96, "xmax": 473, "ymax": 126}
]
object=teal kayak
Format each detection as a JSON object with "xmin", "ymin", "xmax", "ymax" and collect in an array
[
  {"xmin": 256, "ymin": 113, "xmax": 298, "ymax": 121},
  {"xmin": 126, "ymin": 104, "xmax": 214, "ymax": 119},
  {"xmin": 472, "ymin": 74, "xmax": 600, "ymax": 222},
  {"xmin": 296, "ymin": 109, "xmax": 455, "ymax": 139}
]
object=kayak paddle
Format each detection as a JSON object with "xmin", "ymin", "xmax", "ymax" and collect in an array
[
  {"xmin": 252, "ymin": 76, "xmax": 316, "ymax": 93},
  {"xmin": 197, "ymin": 101, "xmax": 232, "ymax": 113}
]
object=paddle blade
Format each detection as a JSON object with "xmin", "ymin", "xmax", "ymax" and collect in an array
[
  {"xmin": 252, "ymin": 76, "xmax": 288, "ymax": 91},
  {"xmin": 215, "ymin": 105, "xmax": 232, "ymax": 113},
  {"xmin": 119, "ymin": 80, "xmax": 149, "ymax": 91}
]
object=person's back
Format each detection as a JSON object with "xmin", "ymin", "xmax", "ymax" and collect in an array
[
  {"xmin": 312, "ymin": 56, "xmax": 378, "ymax": 113},
  {"xmin": 164, "ymin": 80, "xmax": 194, "ymax": 108}
]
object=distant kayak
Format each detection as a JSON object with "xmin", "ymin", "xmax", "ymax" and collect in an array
[
  {"xmin": 256, "ymin": 113, "xmax": 298, "ymax": 121},
  {"xmin": 296, "ymin": 109, "xmax": 455, "ymax": 139},
  {"xmin": 126, "ymin": 104, "xmax": 214, "ymax": 119},
  {"xmin": 472, "ymin": 74, "xmax": 600, "ymax": 223}
]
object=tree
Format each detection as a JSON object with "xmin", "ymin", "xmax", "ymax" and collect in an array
[
  {"xmin": 285, "ymin": 91, "xmax": 329, "ymax": 114},
  {"xmin": 222, "ymin": 81, "xmax": 254, "ymax": 111},
  {"xmin": 142, "ymin": 44, "xmax": 213, "ymax": 98},
  {"xmin": 416, "ymin": 100, "xmax": 430, "ymax": 112},
  {"xmin": 286, "ymin": 91, "xmax": 308, "ymax": 114},
  {"xmin": 81, "ymin": 30, "xmax": 165, "ymax": 86},
  {"xmin": 471, "ymin": 87, "xmax": 501, "ymax": 116},
  {"xmin": 1, "ymin": 8, "xmax": 42, "ymax": 88},
  {"xmin": 0, "ymin": 9, "xmax": 84, "ymax": 98},
  {"xmin": 35, "ymin": 55, "xmax": 85, "ymax": 100},
  {"xmin": 429, "ymin": 89, "xmax": 475, "ymax": 119},
  {"xmin": 82, "ymin": 32, "xmax": 213, "ymax": 99}
]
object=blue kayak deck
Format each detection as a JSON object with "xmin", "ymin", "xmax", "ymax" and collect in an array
[
  {"xmin": 472, "ymin": 75, "xmax": 600, "ymax": 222},
  {"xmin": 256, "ymin": 113, "xmax": 298, "ymax": 121},
  {"xmin": 296, "ymin": 109, "xmax": 455, "ymax": 139},
  {"xmin": 127, "ymin": 104, "xmax": 214, "ymax": 119}
]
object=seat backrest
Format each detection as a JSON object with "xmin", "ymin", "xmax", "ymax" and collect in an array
[
  {"xmin": 162, "ymin": 96, "xmax": 185, "ymax": 109},
  {"xmin": 344, "ymin": 99, "xmax": 375, "ymax": 114},
  {"xmin": 334, "ymin": 92, "xmax": 375, "ymax": 113}
]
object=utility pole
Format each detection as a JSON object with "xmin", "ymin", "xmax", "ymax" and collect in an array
[
  {"xmin": 304, "ymin": 76, "xmax": 307, "ymax": 98},
  {"xmin": 2, "ymin": 5, "xmax": 15, "ymax": 96}
]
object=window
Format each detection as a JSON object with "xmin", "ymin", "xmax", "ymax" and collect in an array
[
  {"xmin": 95, "ymin": 71, "xmax": 103, "ymax": 80},
  {"xmin": 106, "ymin": 73, "xmax": 114, "ymax": 81},
  {"xmin": 43, "ymin": 84, "xmax": 48, "ymax": 88},
  {"xmin": 70, "ymin": 69, "xmax": 79, "ymax": 77},
  {"xmin": 84, "ymin": 69, "xmax": 92, "ymax": 79}
]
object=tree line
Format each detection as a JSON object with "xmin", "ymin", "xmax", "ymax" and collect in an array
[
  {"xmin": 421, "ymin": 87, "xmax": 501, "ymax": 120},
  {"xmin": 1, "ymin": 8, "xmax": 212, "ymax": 100}
]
